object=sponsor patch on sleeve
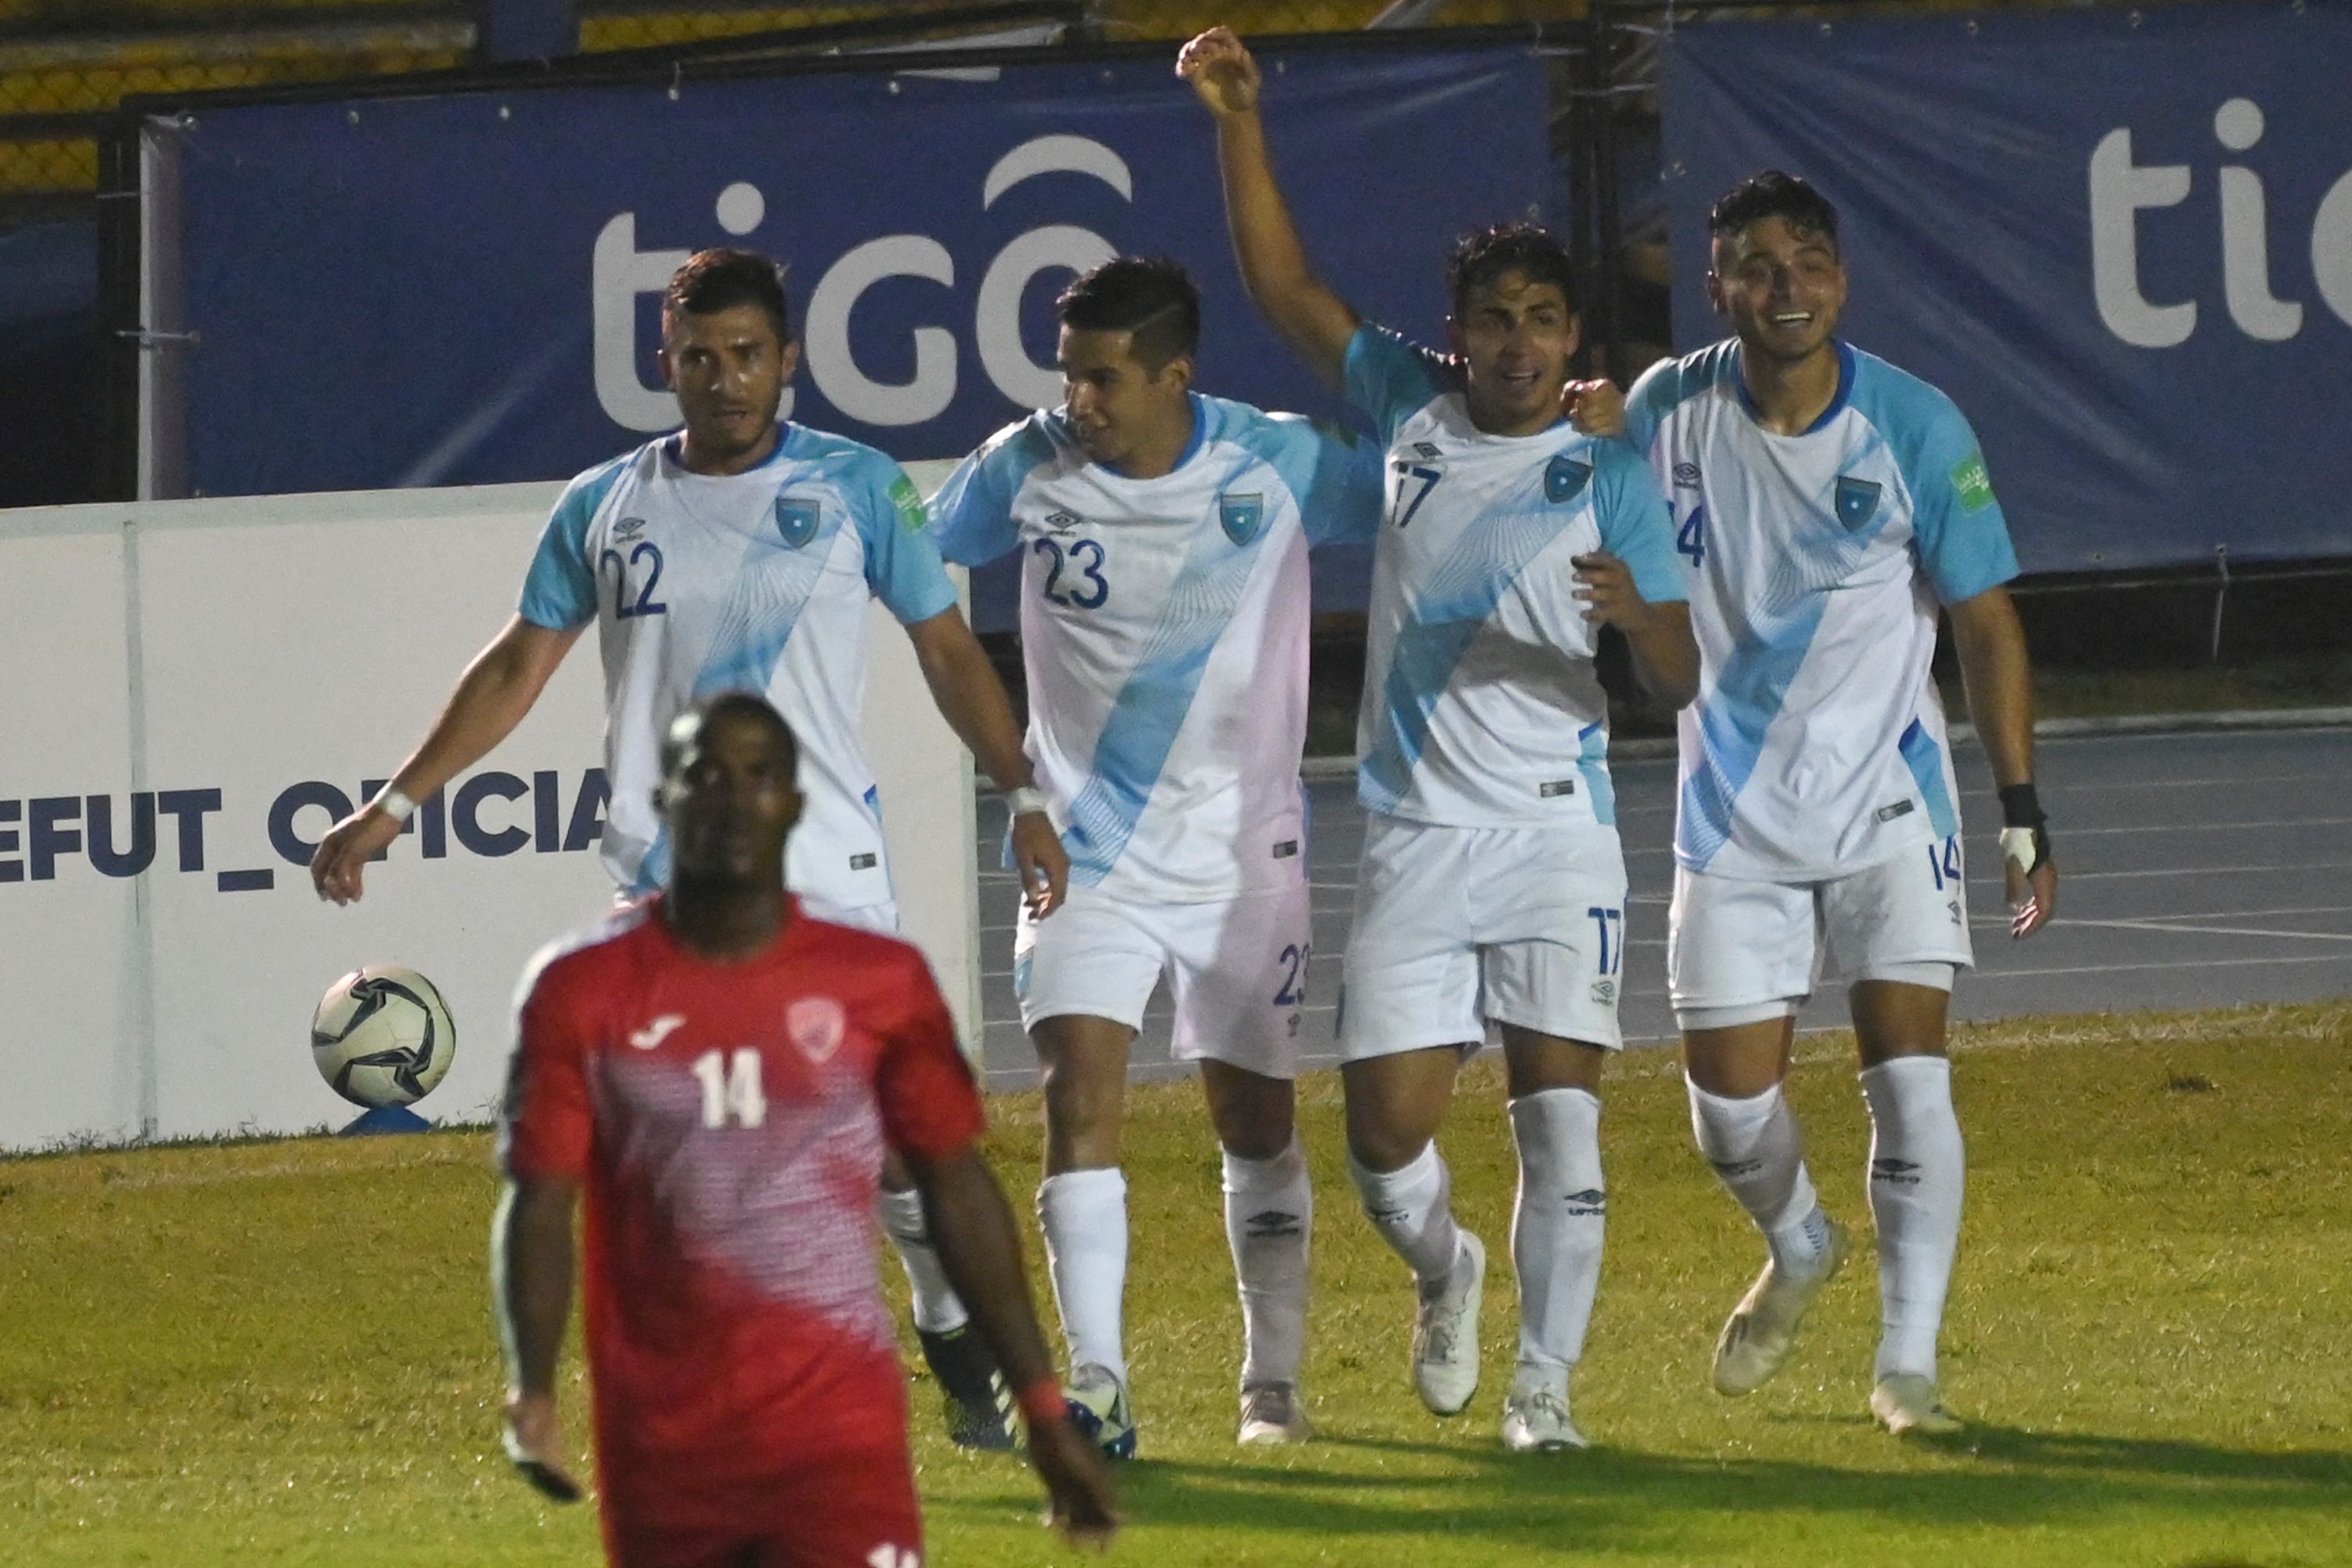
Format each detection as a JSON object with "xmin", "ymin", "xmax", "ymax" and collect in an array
[
  {"xmin": 1949, "ymin": 452, "xmax": 1997, "ymax": 514},
  {"xmin": 887, "ymin": 472, "xmax": 927, "ymax": 532}
]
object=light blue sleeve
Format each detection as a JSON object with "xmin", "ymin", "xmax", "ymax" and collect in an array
[
  {"xmin": 1243, "ymin": 412, "xmax": 1387, "ymax": 548},
  {"xmin": 517, "ymin": 456, "xmax": 628, "ymax": 630},
  {"xmin": 924, "ymin": 418, "xmax": 1054, "ymax": 568},
  {"xmin": 1895, "ymin": 396, "xmax": 2020, "ymax": 604},
  {"xmin": 1592, "ymin": 441, "xmax": 1686, "ymax": 604},
  {"xmin": 1341, "ymin": 324, "xmax": 1454, "ymax": 443},
  {"xmin": 1621, "ymin": 352, "xmax": 1705, "ymax": 459},
  {"xmin": 854, "ymin": 452, "xmax": 960, "ymax": 625}
]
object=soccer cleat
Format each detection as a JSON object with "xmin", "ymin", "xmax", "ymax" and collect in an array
[
  {"xmin": 1871, "ymin": 1373, "xmax": 1964, "ymax": 1436},
  {"xmin": 1063, "ymin": 1362, "xmax": 1138, "ymax": 1459},
  {"xmin": 1411, "ymin": 1230, "xmax": 1486, "ymax": 1416},
  {"xmin": 1501, "ymin": 1383, "xmax": 1590, "ymax": 1453},
  {"xmin": 1711, "ymin": 1215, "xmax": 1851, "ymax": 1397},
  {"xmin": 915, "ymin": 1323, "xmax": 1018, "ymax": 1451},
  {"xmin": 1237, "ymin": 1381, "xmax": 1313, "ymax": 1446}
]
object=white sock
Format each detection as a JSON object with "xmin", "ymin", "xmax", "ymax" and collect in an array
[
  {"xmin": 1038, "ymin": 1167, "xmax": 1129, "ymax": 1382},
  {"xmin": 1860, "ymin": 1056, "xmax": 1965, "ymax": 1381},
  {"xmin": 1348, "ymin": 1141, "xmax": 1463, "ymax": 1294},
  {"xmin": 1687, "ymin": 1077, "xmax": 1834, "ymax": 1276},
  {"xmin": 1223, "ymin": 1139, "xmax": 1312, "ymax": 1389},
  {"xmin": 877, "ymin": 1183, "xmax": 967, "ymax": 1334},
  {"xmin": 1509, "ymin": 1087, "xmax": 1606, "ymax": 1388}
]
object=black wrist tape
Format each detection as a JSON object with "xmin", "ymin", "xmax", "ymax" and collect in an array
[{"xmin": 1998, "ymin": 782, "xmax": 2045, "ymax": 829}]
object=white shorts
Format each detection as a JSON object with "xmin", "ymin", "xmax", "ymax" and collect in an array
[
  {"xmin": 1012, "ymin": 879, "xmax": 1313, "ymax": 1078},
  {"xmin": 1338, "ymin": 816, "xmax": 1629, "ymax": 1062},
  {"xmin": 1668, "ymin": 836, "xmax": 1974, "ymax": 1028}
]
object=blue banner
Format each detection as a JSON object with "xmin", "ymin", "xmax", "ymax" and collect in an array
[
  {"xmin": 171, "ymin": 48, "xmax": 1547, "ymax": 548},
  {"xmin": 1662, "ymin": 2, "xmax": 2351, "ymax": 573}
]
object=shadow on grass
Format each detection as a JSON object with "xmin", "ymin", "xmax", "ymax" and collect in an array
[{"xmin": 1062, "ymin": 1427, "xmax": 2352, "ymax": 1552}]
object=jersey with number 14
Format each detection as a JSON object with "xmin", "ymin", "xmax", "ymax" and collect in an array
[
  {"xmin": 1344, "ymin": 325, "xmax": 1684, "ymax": 831},
  {"xmin": 518, "ymin": 427, "xmax": 959, "ymax": 909},
  {"xmin": 1624, "ymin": 339, "xmax": 2020, "ymax": 882},
  {"xmin": 927, "ymin": 393, "xmax": 1381, "ymax": 902}
]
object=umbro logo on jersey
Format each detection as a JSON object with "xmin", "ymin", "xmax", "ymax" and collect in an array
[
  {"xmin": 1871, "ymin": 1157, "xmax": 1922, "ymax": 1186},
  {"xmin": 1877, "ymin": 800, "xmax": 1915, "ymax": 822},
  {"xmin": 1045, "ymin": 509, "xmax": 1081, "ymax": 533},
  {"xmin": 1835, "ymin": 475, "xmax": 1883, "ymax": 532},
  {"xmin": 789, "ymin": 996, "xmax": 847, "ymax": 1064},
  {"xmin": 613, "ymin": 516, "xmax": 649, "ymax": 542},
  {"xmin": 775, "ymin": 496, "xmax": 821, "ymax": 550},
  {"xmin": 1671, "ymin": 462, "xmax": 1702, "ymax": 489},
  {"xmin": 1220, "ymin": 492, "xmax": 1265, "ymax": 546},
  {"xmin": 628, "ymin": 1014, "xmax": 686, "ymax": 1051},
  {"xmin": 1545, "ymin": 454, "xmax": 1593, "ymax": 505},
  {"xmin": 1539, "ymin": 779, "xmax": 1577, "ymax": 798},
  {"xmin": 1412, "ymin": 441, "xmax": 1443, "ymax": 460}
]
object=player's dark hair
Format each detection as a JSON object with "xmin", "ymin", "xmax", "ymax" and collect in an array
[
  {"xmin": 665, "ymin": 249, "xmax": 793, "ymax": 344},
  {"xmin": 662, "ymin": 692, "xmax": 798, "ymax": 781},
  {"xmin": 1446, "ymin": 223, "xmax": 1578, "ymax": 318},
  {"xmin": 1057, "ymin": 256, "xmax": 1201, "ymax": 370},
  {"xmin": 1709, "ymin": 171, "xmax": 1840, "ymax": 254}
]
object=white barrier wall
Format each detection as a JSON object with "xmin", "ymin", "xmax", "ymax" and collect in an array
[{"xmin": 0, "ymin": 470, "xmax": 978, "ymax": 1151}]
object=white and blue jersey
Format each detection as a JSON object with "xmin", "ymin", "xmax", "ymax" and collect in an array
[
  {"xmin": 518, "ymin": 425, "xmax": 959, "ymax": 908},
  {"xmin": 1344, "ymin": 325, "xmax": 1684, "ymax": 830},
  {"xmin": 927, "ymin": 393, "xmax": 1382, "ymax": 902},
  {"xmin": 1623, "ymin": 339, "xmax": 2020, "ymax": 882}
]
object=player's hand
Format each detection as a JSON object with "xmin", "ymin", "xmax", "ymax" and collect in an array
[
  {"xmin": 1010, "ymin": 811, "xmax": 1069, "ymax": 920},
  {"xmin": 1026, "ymin": 1415, "xmax": 1120, "ymax": 1549},
  {"xmin": 1178, "ymin": 27, "xmax": 1261, "ymax": 117},
  {"xmin": 310, "ymin": 807, "xmax": 403, "ymax": 906},
  {"xmin": 1563, "ymin": 378, "xmax": 1626, "ymax": 437},
  {"xmin": 1571, "ymin": 550, "xmax": 1659, "ymax": 632},
  {"xmin": 2004, "ymin": 838, "xmax": 2057, "ymax": 939},
  {"xmin": 501, "ymin": 1391, "xmax": 583, "ymax": 1504}
]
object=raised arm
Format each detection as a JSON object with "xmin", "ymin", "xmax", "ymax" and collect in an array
[
  {"xmin": 311, "ymin": 615, "xmax": 583, "ymax": 904},
  {"xmin": 1947, "ymin": 585, "xmax": 2056, "ymax": 937},
  {"xmin": 1179, "ymin": 27, "xmax": 1361, "ymax": 390}
]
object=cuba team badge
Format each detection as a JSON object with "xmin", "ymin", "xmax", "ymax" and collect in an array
[
  {"xmin": 1219, "ymin": 492, "xmax": 1264, "ymax": 546},
  {"xmin": 1834, "ymin": 475, "xmax": 1883, "ymax": 532},
  {"xmin": 775, "ymin": 496, "xmax": 820, "ymax": 550},
  {"xmin": 1544, "ymin": 453, "xmax": 1592, "ymax": 505}
]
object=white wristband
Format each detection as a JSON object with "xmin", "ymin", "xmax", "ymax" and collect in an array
[
  {"xmin": 1007, "ymin": 786, "xmax": 1050, "ymax": 819},
  {"xmin": 375, "ymin": 786, "xmax": 418, "ymax": 824}
]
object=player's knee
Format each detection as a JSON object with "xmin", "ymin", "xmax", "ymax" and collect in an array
[{"xmin": 1205, "ymin": 1069, "xmax": 1295, "ymax": 1160}]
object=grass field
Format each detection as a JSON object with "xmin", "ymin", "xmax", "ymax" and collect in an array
[{"xmin": 5, "ymin": 1001, "xmax": 2348, "ymax": 1567}]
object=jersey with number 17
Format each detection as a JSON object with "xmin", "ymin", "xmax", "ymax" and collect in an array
[
  {"xmin": 1343, "ymin": 325, "xmax": 1685, "ymax": 832},
  {"xmin": 517, "ymin": 428, "xmax": 960, "ymax": 910}
]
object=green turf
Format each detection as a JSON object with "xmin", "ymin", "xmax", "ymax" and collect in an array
[{"xmin": 5, "ymin": 1002, "xmax": 2348, "ymax": 1566}]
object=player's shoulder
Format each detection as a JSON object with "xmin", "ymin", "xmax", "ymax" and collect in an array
[
  {"xmin": 553, "ymin": 444, "xmax": 653, "ymax": 517},
  {"xmin": 1199, "ymin": 394, "xmax": 1359, "ymax": 468},
  {"xmin": 515, "ymin": 901, "xmax": 657, "ymax": 1011},
  {"xmin": 1845, "ymin": 345, "xmax": 1973, "ymax": 444},
  {"xmin": 1626, "ymin": 340, "xmax": 1740, "ymax": 425},
  {"xmin": 978, "ymin": 407, "xmax": 1077, "ymax": 478},
  {"xmin": 782, "ymin": 423, "xmax": 928, "ymax": 528}
]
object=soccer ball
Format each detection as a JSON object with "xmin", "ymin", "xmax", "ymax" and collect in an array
[{"xmin": 310, "ymin": 965, "xmax": 456, "ymax": 1109}]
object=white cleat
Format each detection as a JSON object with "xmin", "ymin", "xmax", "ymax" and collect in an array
[
  {"xmin": 1411, "ymin": 1231, "xmax": 1486, "ymax": 1416},
  {"xmin": 1501, "ymin": 1385, "xmax": 1590, "ymax": 1452},
  {"xmin": 1063, "ymin": 1362, "xmax": 1138, "ymax": 1459},
  {"xmin": 1237, "ymin": 1381, "xmax": 1313, "ymax": 1446},
  {"xmin": 1712, "ymin": 1216, "xmax": 1851, "ymax": 1396},
  {"xmin": 1871, "ymin": 1374, "xmax": 1964, "ymax": 1436}
]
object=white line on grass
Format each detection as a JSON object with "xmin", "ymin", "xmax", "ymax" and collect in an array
[{"xmin": 2059, "ymin": 918, "xmax": 2352, "ymax": 943}]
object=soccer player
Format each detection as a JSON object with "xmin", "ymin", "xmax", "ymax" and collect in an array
[
  {"xmin": 493, "ymin": 693, "xmax": 1118, "ymax": 1566},
  {"xmin": 927, "ymin": 256, "xmax": 1385, "ymax": 1451},
  {"xmin": 1183, "ymin": 29, "xmax": 1698, "ymax": 1451},
  {"xmin": 309, "ymin": 248, "xmax": 1063, "ymax": 1450},
  {"xmin": 1589, "ymin": 170, "xmax": 2059, "ymax": 1435}
]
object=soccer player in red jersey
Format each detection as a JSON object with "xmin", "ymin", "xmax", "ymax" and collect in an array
[{"xmin": 494, "ymin": 693, "xmax": 1118, "ymax": 1566}]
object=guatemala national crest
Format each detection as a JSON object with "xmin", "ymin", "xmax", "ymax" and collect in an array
[
  {"xmin": 775, "ymin": 496, "xmax": 820, "ymax": 550},
  {"xmin": 1834, "ymin": 475, "xmax": 1883, "ymax": 532},
  {"xmin": 1544, "ymin": 454, "xmax": 1592, "ymax": 505},
  {"xmin": 1219, "ymin": 492, "xmax": 1264, "ymax": 546}
]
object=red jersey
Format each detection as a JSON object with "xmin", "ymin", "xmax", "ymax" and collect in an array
[{"xmin": 499, "ymin": 896, "xmax": 985, "ymax": 1530}]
